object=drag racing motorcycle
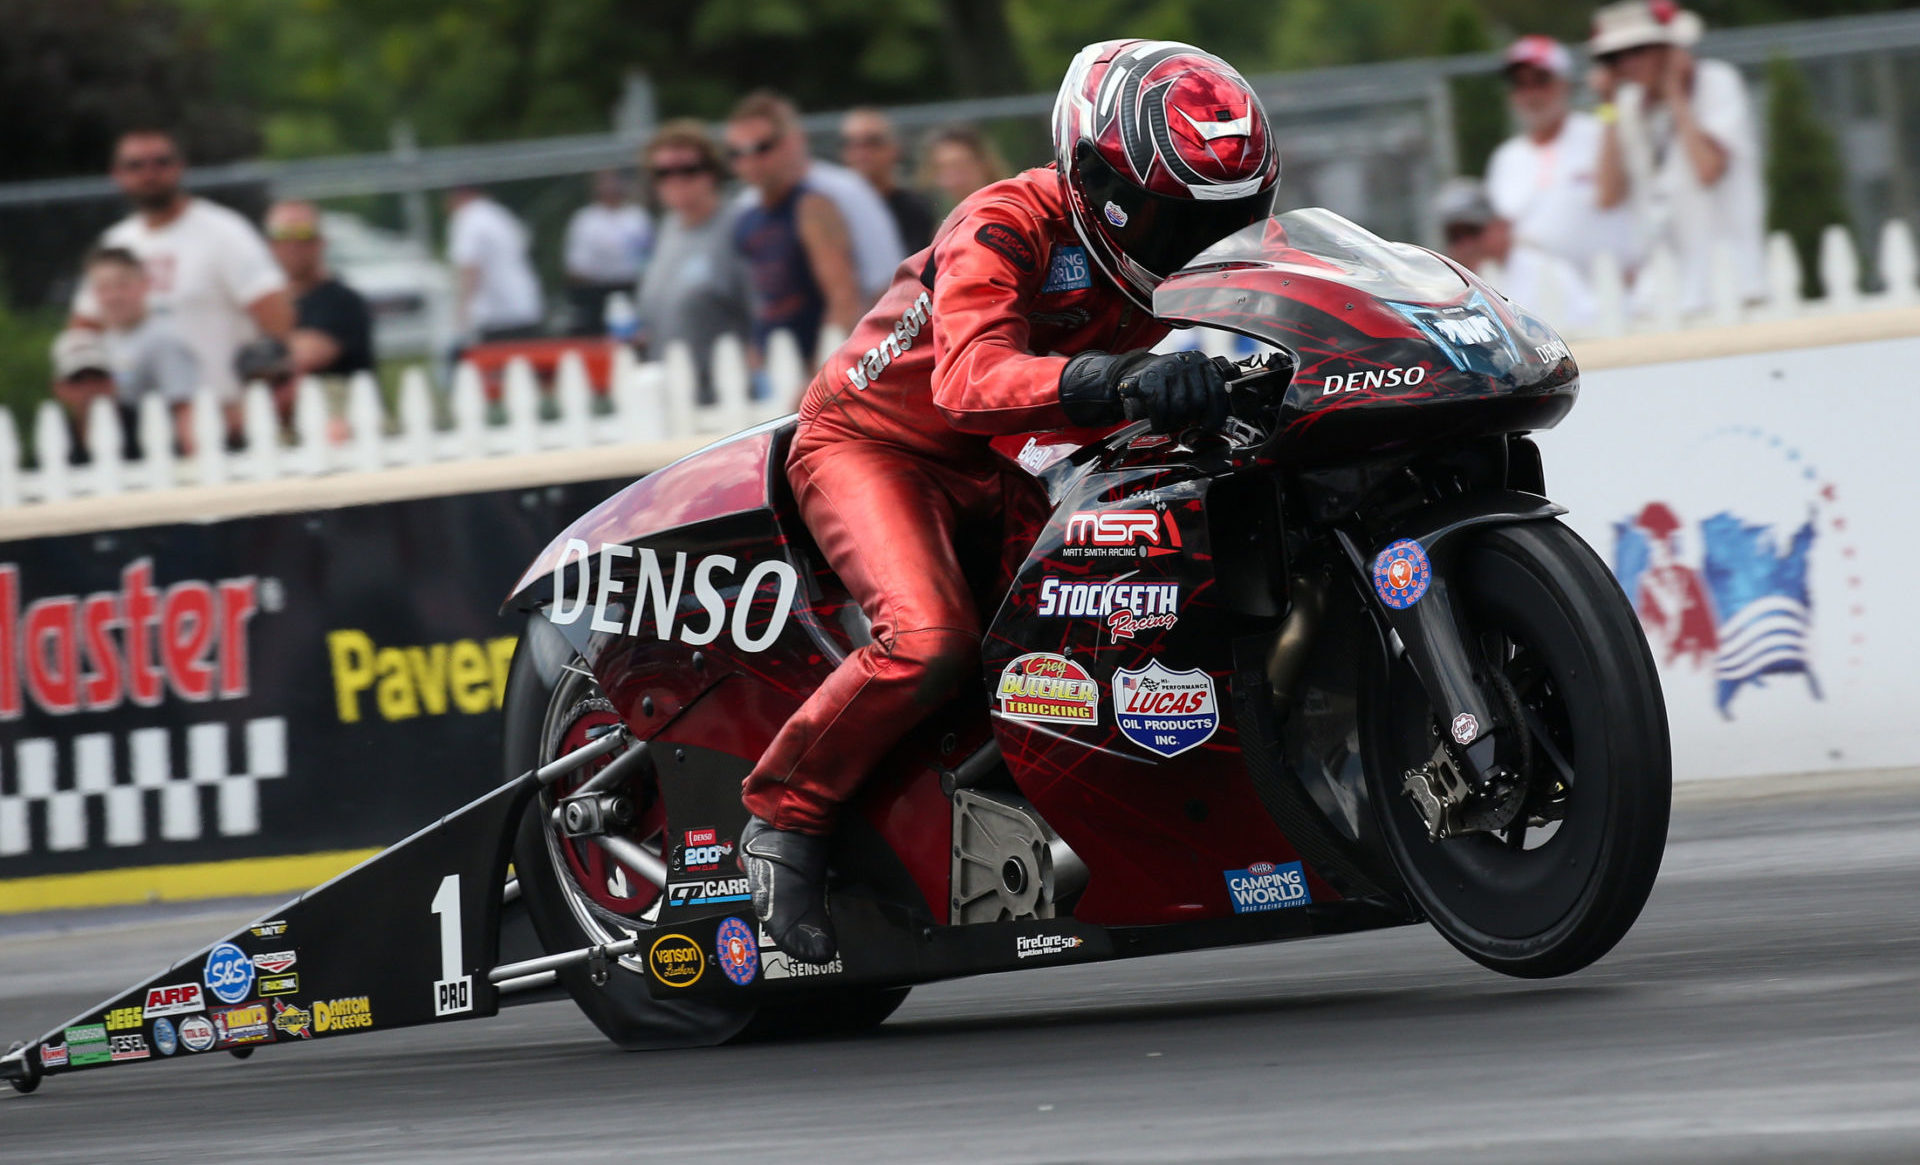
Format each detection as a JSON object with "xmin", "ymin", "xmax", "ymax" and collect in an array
[{"xmin": 3, "ymin": 209, "xmax": 1669, "ymax": 1088}]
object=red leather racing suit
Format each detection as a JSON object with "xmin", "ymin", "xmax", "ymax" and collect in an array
[{"xmin": 741, "ymin": 167, "xmax": 1167, "ymax": 833}]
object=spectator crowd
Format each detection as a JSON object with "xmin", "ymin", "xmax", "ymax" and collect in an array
[
  {"xmin": 1438, "ymin": 0, "xmax": 1767, "ymax": 327},
  {"xmin": 46, "ymin": 0, "xmax": 1770, "ymax": 463}
]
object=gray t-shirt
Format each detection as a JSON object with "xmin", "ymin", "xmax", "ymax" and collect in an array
[
  {"xmin": 105, "ymin": 315, "xmax": 202, "ymax": 406},
  {"xmin": 637, "ymin": 207, "xmax": 753, "ymax": 398}
]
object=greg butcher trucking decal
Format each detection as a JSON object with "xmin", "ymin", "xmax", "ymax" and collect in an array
[{"xmin": 996, "ymin": 653, "xmax": 1099, "ymax": 726}]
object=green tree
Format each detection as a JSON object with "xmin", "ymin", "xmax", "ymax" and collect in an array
[{"xmin": 1764, "ymin": 54, "xmax": 1850, "ymax": 297}]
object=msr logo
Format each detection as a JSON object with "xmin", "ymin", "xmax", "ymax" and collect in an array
[{"xmin": 1062, "ymin": 509, "xmax": 1181, "ymax": 558}]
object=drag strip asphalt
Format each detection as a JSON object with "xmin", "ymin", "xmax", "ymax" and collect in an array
[{"xmin": 4, "ymin": 774, "xmax": 1918, "ymax": 1164}]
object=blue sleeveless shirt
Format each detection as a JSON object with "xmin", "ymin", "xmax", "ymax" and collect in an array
[{"xmin": 734, "ymin": 183, "xmax": 825, "ymax": 362}]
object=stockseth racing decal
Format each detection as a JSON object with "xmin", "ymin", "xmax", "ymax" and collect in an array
[
  {"xmin": 667, "ymin": 877, "xmax": 751, "ymax": 907},
  {"xmin": 548, "ymin": 542, "xmax": 798, "ymax": 654},
  {"xmin": 1036, "ymin": 573, "xmax": 1179, "ymax": 643},
  {"xmin": 1224, "ymin": 860, "xmax": 1310, "ymax": 914},
  {"xmin": 996, "ymin": 653, "xmax": 1099, "ymax": 726},
  {"xmin": 1371, "ymin": 539, "xmax": 1432, "ymax": 609},
  {"xmin": 1113, "ymin": 661, "xmax": 1219, "ymax": 758}
]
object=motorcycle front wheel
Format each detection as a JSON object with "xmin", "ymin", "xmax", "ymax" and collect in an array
[{"xmin": 1364, "ymin": 519, "xmax": 1671, "ymax": 979}]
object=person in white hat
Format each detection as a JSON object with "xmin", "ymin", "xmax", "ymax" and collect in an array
[
  {"xmin": 1590, "ymin": 0, "xmax": 1766, "ymax": 315},
  {"xmin": 1485, "ymin": 35, "xmax": 1637, "ymax": 294}
]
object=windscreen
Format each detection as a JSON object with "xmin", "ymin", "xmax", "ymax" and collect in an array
[{"xmin": 1182, "ymin": 207, "xmax": 1469, "ymax": 305}]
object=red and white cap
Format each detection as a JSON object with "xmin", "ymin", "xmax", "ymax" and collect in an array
[
  {"xmin": 1504, "ymin": 35, "xmax": 1572, "ymax": 78},
  {"xmin": 1052, "ymin": 39, "xmax": 1280, "ymax": 310}
]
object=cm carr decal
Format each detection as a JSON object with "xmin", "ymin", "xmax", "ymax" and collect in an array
[{"xmin": 1113, "ymin": 661, "xmax": 1219, "ymax": 758}]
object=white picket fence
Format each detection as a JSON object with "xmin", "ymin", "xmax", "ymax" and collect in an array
[{"xmin": 3, "ymin": 219, "xmax": 1916, "ymax": 510}]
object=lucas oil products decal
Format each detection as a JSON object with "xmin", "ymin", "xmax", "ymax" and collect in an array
[
  {"xmin": 996, "ymin": 653, "xmax": 1099, "ymax": 725},
  {"xmin": 1224, "ymin": 861, "xmax": 1311, "ymax": 913},
  {"xmin": 1112, "ymin": 661, "xmax": 1219, "ymax": 758},
  {"xmin": 1371, "ymin": 539, "xmax": 1432, "ymax": 609}
]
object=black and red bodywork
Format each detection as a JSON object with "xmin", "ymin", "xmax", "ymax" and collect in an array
[{"xmin": 496, "ymin": 209, "xmax": 1582, "ymax": 996}]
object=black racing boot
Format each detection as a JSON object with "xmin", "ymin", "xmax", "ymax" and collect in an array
[{"xmin": 738, "ymin": 817, "xmax": 838, "ymax": 964}]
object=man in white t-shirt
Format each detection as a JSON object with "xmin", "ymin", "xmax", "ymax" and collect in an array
[
  {"xmin": 563, "ymin": 170, "xmax": 653, "ymax": 334},
  {"xmin": 1437, "ymin": 178, "xmax": 1597, "ymax": 331},
  {"xmin": 1592, "ymin": 1, "xmax": 1766, "ymax": 315},
  {"xmin": 446, "ymin": 187, "xmax": 545, "ymax": 342},
  {"xmin": 69, "ymin": 128, "xmax": 291, "ymax": 432},
  {"xmin": 1486, "ymin": 36, "xmax": 1637, "ymax": 284}
]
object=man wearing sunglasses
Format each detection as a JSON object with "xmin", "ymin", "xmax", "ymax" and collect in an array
[
  {"xmin": 70, "ymin": 128, "xmax": 293, "ymax": 442},
  {"xmin": 1485, "ymin": 35, "xmax": 1634, "ymax": 319},
  {"xmin": 635, "ymin": 120, "xmax": 754, "ymax": 405}
]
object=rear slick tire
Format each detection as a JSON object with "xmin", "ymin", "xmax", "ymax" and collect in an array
[{"xmin": 1364, "ymin": 519, "xmax": 1672, "ymax": 979}]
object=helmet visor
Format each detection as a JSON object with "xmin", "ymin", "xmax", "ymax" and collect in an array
[{"xmin": 1075, "ymin": 142, "xmax": 1276, "ymax": 283}]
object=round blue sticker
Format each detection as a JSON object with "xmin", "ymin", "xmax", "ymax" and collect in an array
[
  {"xmin": 715, "ymin": 917, "xmax": 759, "ymax": 986},
  {"xmin": 1371, "ymin": 539, "xmax": 1432, "ymax": 609},
  {"xmin": 203, "ymin": 942, "xmax": 256, "ymax": 1004},
  {"xmin": 152, "ymin": 1017, "xmax": 178, "ymax": 1057}
]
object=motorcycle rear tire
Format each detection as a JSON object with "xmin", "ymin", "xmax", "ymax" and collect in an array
[{"xmin": 1365, "ymin": 519, "xmax": 1671, "ymax": 979}]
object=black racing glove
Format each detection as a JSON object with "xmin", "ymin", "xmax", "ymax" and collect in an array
[{"xmin": 1057, "ymin": 349, "xmax": 1232, "ymax": 434}]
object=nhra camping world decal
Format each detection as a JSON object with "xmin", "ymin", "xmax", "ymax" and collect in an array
[
  {"xmin": 716, "ymin": 917, "xmax": 759, "ymax": 986},
  {"xmin": 1224, "ymin": 860, "xmax": 1311, "ymax": 914},
  {"xmin": 1062, "ymin": 509, "xmax": 1182, "ymax": 559},
  {"xmin": 975, "ymin": 222, "xmax": 1036, "ymax": 271},
  {"xmin": 649, "ymin": 933, "xmax": 706, "ymax": 988},
  {"xmin": 996, "ymin": 653, "xmax": 1099, "ymax": 726},
  {"xmin": 1041, "ymin": 245, "xmax": 1092, "ymax": 293},
  {"xmin": 547, "ymin": 542, "xmax": 799, "ymax": 654},
  {"xmin": 1371, "ymin": 539, "xmax": 1432, "ymax": 609},
  {"xmin": 1035, "ymin": 573, "xmax": 1179, "ymax": 643},
  {"xmin": 1113, "ymin": 661, "xmax": 1219, "ymax": 758}
]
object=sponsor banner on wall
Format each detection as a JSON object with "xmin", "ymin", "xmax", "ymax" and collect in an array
[
  {"xmin": 1540, "ymin": 335, "xmax": 1919, "ymax": 779},
  {"xmin": 0, "ymin": 478, "xmax": 630, "ymax": 889}
]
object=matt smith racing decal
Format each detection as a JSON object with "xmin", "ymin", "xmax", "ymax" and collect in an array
[
  {"xmin": 549, "ymin": 542, "xmax": 798, "ymax": 653},
  {"xmin": 843, "ymin": 289, "xmax": 932, "ymax": 391},
  {"xmin": 1371, "ymin": 539, "xmax": 1432, "ymax": 609},
  {"xmin": 1062, "ymin": 509, "xmax": 1182, "ymax": 559},
  {"xmin": 1223, "ymin": 860, "xmax": 1311, "ymax": 914},
  {"xmin": 996, "ymin": 653, "xmax": 1099, "ymax": 726},
  {"xmin": 1113, "ymin": 661, "xmax": 1219, "ymax": 757},
  {"xmin": 1036, "ymin": 573, "xmax": 1179, "ymax": 642}
]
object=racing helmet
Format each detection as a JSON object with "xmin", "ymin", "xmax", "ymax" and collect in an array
[{"xmin": 1052, "ymin": 39, "xmax": 1281, "ymax": 310}]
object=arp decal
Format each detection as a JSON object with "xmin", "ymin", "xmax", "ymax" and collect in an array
[
  {"xmin": 1113, "ymin": 661, "xmax": 1219, "ymax": 758},
  {"xmin": 1223, "ymin": 860, "xmax": 1311, "ymax": 914},
  {"xmin": 648, "ymin": 933, "xmax": 706, "ymax": 988},
  {"xmin": 144, "ymin": 981, "xmax": 204, "ymax": 1018},
  {"xmin": 1371, "ymin": 539, "xmax": 1432, "ymax": 609},
  {"xmin": 204, "ymin": 942, "xmax": 256, "ymax": 1005},
  {"xmin": 716, "ymin": 917, "xmax": 760, "ymax": 986},
  {"xmin": 996, "ymin": 653, "xmax": 1099, "ymax": 726}
]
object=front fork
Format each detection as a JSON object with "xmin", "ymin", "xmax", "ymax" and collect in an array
[{"xmin": 1337, "ymin": 490, "xmax": 1565, "ymax": 838}]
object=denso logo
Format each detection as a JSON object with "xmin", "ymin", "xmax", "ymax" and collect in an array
[
  {"xmin": 0, "ymin": 560, "xmax": 268, "ymax": 720},
  {"xmin": 550, "ymin": 542, "xmax": 798, "ymax": 654},
  {"xmin": 1321, "ymin": 365, "xmax": 1427, "ymax": 395},
  {"xmin": 843, "ymin": 290, "xmax": 931, "ymax": 391}
]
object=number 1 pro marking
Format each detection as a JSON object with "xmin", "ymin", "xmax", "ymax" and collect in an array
[{"xmin": 431, "ymin": 874, "xmax": 473, "ymax": 1016}]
